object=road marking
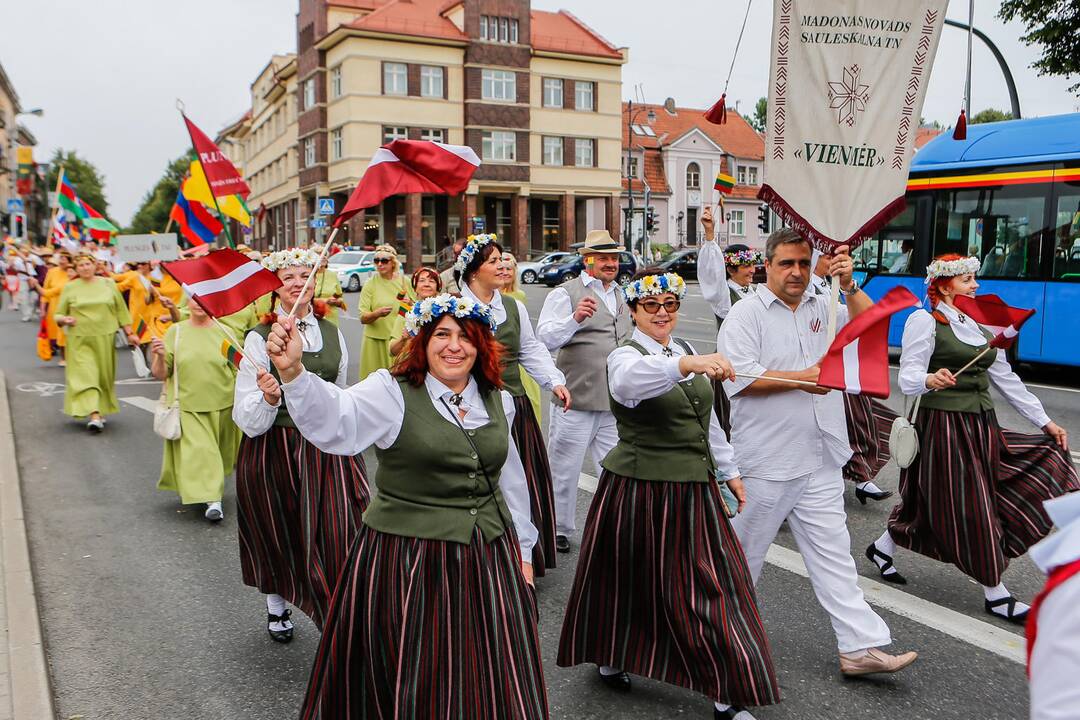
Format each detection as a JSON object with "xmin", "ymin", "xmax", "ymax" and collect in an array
[
  {"xmin": 1026, "ymin": 381, "xmax": 1080, "ymax": 395},
  {"xmin": 575, "ymin": 472, "xmax": 1025, "ymax": 664},
  {"xmin": 120, "ymin": 396, "xmax": 160, "ymax": 413}
]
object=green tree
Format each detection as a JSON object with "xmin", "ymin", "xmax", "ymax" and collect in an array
[
  {"xmin": 127, "ymin": 153, "xmax": 193, "ymax": 234},
  {"xmin": 744, "ymin": 96, "xmax": 767, "ymax": 133},
  {"xmin": 998, "ymin": 0, "xmax": 1080, "ymax": 94},
  {"xmin": 46, "ymin": 149, "xmax": 110, "ymax": 218},
  {"xmin": 970, "ymin": 108, "xmax": 1012, "ymax": 124}
]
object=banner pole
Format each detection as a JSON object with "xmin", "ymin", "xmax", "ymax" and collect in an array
[
  {"xmin": 47, "ymin": 165, "xmax": 65, "ymax": 244},
  {"xmin": 284, "ymin": 226, "xmax": 339, "ymax": 320},
  {"xmin": 951, "ymin": 345, "xmax": 992, "ymax": 378},
  {"xmin": 735, "ymin": 372, "xmax": 819, "ymax": 388},
  {"xmin": 178, "ymin": 108, "xmax": 237, "ymax": 250},
  {"xmin": 163, "ymin": 217, "xmax": 174, "ymax": 235},
  {"xmin": 825, "ymin": 273, "xmax": 842, "ymax": 343}
]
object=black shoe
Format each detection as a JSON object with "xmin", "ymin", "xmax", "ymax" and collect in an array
[
  {"xmin": 855, "ymin": 486, "xmax": 894, "ymax": 505},
  {"xmin": 715, "ymin": 706, "xmax": 754, "ymax": 720},
  {"xmin": 865, "ymin": 543, "xmax": 907, "ymax": 584},
  {"xmin": 596, "ymin": 667, "xmax": 631, "ymax": 692},
  {"xmin": 267, "ymin": 609, "xmax": 294, "ymax": 643},
  {"xmin": 985, "ymin": 596, "xmax": 1029, "ymax": 625},
  {"xmin": 555, "ymin": 535, "xmax": 571, "ymax": 554}
]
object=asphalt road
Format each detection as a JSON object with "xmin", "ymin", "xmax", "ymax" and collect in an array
[{"xmin": 3, "ymin": 281, "xmax": 1077, "ymax": 720}]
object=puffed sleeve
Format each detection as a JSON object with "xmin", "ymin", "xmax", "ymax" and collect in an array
[
  {"xmin": 498, "ymin": 391, "xmax": 538, "ymax": 558},
  {"xmin": 514, "ymin": 299, "xmax": 566, "ymax": 390},
  {"xmin": 607, "ymin": 344, "xmax": 686, "ymax": 408},
  {"xmin": 898, "ymin": 310, "xmax": 935, "ymax": 396},
  {"xmin": 232, "ymin": 331, "xmax": 281, "ymax": 438},
  {"xmin": 987, "ymin": 350, "xmax": 1052, "ymax": 428},
  {"xmin": 698, "ymin": 240, "xmax": 732, "ymax": 319},
  {"xmin": 334, "ymin": 328, "xmax": 349, "ymax": 387},
  {"xmin": 709, "ymin": 406, "xmax": 739, "ymax": 480}
]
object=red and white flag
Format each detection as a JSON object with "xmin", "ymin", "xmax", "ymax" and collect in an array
[
  {"xmin": 162, "ymin": 249, "xmax": 280, "ymax": 318},
  {"xmin": 183, "ymin": 114, "xmax": 251, "ymax": 199},
  {"xmin": 336, "ymin": 140, "xmax": 480, "ymax": 226},
  {"xmin": 953, "ymin": 294, "xmax": 1036, "ymax": 349},
  {"xmin": 818, "ymin": 287, "xmax": 920, "ymax": 398}
]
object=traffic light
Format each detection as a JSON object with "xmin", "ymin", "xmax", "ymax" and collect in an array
[
  {"xmin": 757, "ymin": 204, "xmax": 771, "ymax": 234},
  {"xmin": 646, "ymin": 206, "xmax": 657, "ymax": 233}
]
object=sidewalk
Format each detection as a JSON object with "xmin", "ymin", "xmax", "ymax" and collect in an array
[{"xmin": 0, "ymin": 370, "xmax": 55, "ymax": 720}]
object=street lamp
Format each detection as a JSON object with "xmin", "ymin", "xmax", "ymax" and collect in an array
[{"xmin": 624, "ymin": 100, "xmax": 656, "ymax": 252}]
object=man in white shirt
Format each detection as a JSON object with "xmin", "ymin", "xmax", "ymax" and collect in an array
[
  {"xmin": 536, "ymin": 230, "xmax": 633, "ymax": 553},
  {"xmin": 718, "ymin": 228, "xmax": 918, "ymax": 677}
]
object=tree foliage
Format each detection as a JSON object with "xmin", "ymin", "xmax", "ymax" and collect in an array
[
  {"xmin": 971, "ymin": 108, "xmax": 1011, "ymax": 124},
  {"xmin": 46, "ymin": 149, "xmax": 110, "ymax": 218},
  {"xmin": 127, "ymin": 153, "xmax": 193, "ymax": 234},
  {"xmin": 998, "ymin": 0, "xmax": 1080, "ymax": 94},
  {"xmin": 744, "ymin": 97, "xmax": 768, "ymax": 133}
]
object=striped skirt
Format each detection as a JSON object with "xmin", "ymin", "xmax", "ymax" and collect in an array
[
  {"xmin": 236, "ymin": 426, "xmax": 370, "ymax": 629},
  {"xmin": 299, "ymin": 527, "xmax": 548, "ymax": 720},
  {"xmin": 888, "ymin": 408, "xmax": 1079, "ymax": 587},
  {"xmin": 711, "ymin": 378, "xmax": 732, "ymax": 439},
  {"xmin": 557, "ymin": 472, "xmax": 780, "ymax": 707},
  {"xmin": 842, "ymin": 394, "xmax": 898, "ymax": 485},
  {"xmin": 510, "ymin": 394, "xmax": 557, "ymax": 574}
]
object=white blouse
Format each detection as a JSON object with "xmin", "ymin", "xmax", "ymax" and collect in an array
[
  {"xmin": 460, "ymin": 283, "xmax": 566, "ymax": 390},
  {"xmin": 898, "ymin": 303, "xmax": 1051, "ymax": 428},
  {"xmin": 232, "ymin": 309, "xmax": 349, "ymax": 438},
  {"xmin": 698, "ymin": 239, "xmax": 756, "ymax": 318},
  {"xmin": 279, "ymin": 368, "xmax": 537, "ymax": 557},
  {"xmin": 606, "ymin": 328, "xmax": 739, "ymax": 480}
]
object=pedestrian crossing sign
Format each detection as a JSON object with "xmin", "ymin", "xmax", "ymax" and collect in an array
[{"xmin": 317, "ymin": 198, "xmax": 335, "ymax": 216}]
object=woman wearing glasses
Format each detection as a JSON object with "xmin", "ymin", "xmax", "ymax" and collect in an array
[
  {"xmin": 558, "ymin": 270, "xmax": 778, "ymax": 720},
  {"xmin": 358, "ymin": 244, "xmax": 414, "ymax": 380}
]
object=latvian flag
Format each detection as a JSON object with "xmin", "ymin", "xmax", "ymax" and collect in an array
[
  {"xmin": 162, "ymin": 249, "xmax": 281, "ymax": 318},
  {"xmin": 714, "ymin": 171, "xmax": 735, "ymax": 194},
  {"xmin": 818, "ymin": 287, "xmax": 920, "ymax": 398},
  {"xmin": 953, "ymin": 294, "xmax": 1036, "ymax": 349}
]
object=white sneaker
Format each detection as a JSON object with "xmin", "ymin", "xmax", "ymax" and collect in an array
[
  {"xmin": 205, "ymin": 502, "xmax": 224, "ymax": 522},
  {"xmin": 86, "ymin": 417, "xmax": 105, "ymax": 433}
]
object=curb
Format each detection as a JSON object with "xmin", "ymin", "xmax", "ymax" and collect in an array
[{"xmin": 0, "ymin": 371, "xmax": 56, "ymax": 720}]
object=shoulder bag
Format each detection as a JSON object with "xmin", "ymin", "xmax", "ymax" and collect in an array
[
  {"xmin": 888, "ymin": 320, "xmax": 936, "ymax": 469},
  {"xmin": 154, "ymin": 323, "xmax": 182, "ymax": 441}
]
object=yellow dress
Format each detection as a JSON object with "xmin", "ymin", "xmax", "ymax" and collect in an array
[
  {"xmin": 503, "ymin": 289, "xmax": 543, "ymax": 420},
  {"xmin": 113, "ymin": 271, "xmax": 160, "ymax": 344},
  {"xmin": 41, "ymin": 267, "xmax": 71, "ymax": 347},
  {"xmin": 56, "ymin": 278, "xmax": 132, "ymax": 418},
  {"xmin": 148, "ymin": 273, "xmax": 184, "ymax": 339},
  {"xmin": 314, "ymin": 270, "xmax": 344, "ymax": 326},
  {"xmin": 358, "ymin": 273, "xmax": 414, "ymax": 379}
]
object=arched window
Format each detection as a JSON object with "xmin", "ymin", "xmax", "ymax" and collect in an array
[{"xmin": 686, "ymin": 162, "xmax": 701, "ymax": 190}]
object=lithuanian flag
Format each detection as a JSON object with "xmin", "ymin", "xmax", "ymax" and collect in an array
[
  {"xmin": 396, "ymin": 291, "xmax": 412, "ymax": 318},
  {"xmin": 221, "ymin": 339, "xmax": 245, "ymax": 369},
  {"xmin": 134, "ymin": 319, "xmax": 147, "ymax": 339},
  {"xmin": 714, "ymin": 172, "xmax": 736, "ymax": 194}
]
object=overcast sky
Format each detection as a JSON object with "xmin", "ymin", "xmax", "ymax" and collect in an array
[{"xmin": 3, "ymin": 0, "xmax": 1077, "ymax": 226}]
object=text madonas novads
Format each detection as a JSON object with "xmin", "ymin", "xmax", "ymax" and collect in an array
[{"xmin": 801, "ymin": 15, "xmax": 912, "ymax": 49}]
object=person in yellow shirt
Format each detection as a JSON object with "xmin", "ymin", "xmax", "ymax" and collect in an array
[
  {"xmin": 40, "ymin": 251, "xmax": 75, "ymax": 365},
  {"xmin": 312, "ymin": 247, "xmax": 347, "ymax": 325},
  {"xmin": 357, "ymin": 245, "xmax": 414, "ymax": 379}
]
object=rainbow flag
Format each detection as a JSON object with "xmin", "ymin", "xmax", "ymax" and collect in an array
[
  {"xmin": 396, "ymin": 291, "xmax": 412, "ymax": 318},
  {"xmin": 220, "ymin": 339, "xmax": 245, "ymax": 368},
  {"xmin": 714, "ymin": 172, "xmax": 736, "ymax": 194}
]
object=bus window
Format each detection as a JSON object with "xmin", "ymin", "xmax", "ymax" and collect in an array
[
  {"xmin": 1053, "ymin": 185, "xmax": 1080, "ymax": 280},
  {"xmin": 858, "ymin": 204, "xmax": 915, "ymax": 274},
  {"xmin": 931, "ymin": 185, "xmax": 1046, "ymax": 278}
]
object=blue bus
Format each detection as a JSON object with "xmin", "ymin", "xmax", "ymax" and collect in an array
[{"xmin": 852, "ymin": 113, "xmax": 1080, "ymax": 366}]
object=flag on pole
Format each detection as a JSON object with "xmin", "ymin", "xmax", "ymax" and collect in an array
[
  {"xmin": 396, "ymin": 291, "xmax": 412, "ymax": 318},
  {"xmin": 220, "ymin": 338, "xmax": 245, "ymax": 369},
  {"xmin": 185, "ymin": 162, "xmax": 251, "ymax": 226},
  {"xmin": 182, "ymin": 114, "xmax": 250, "ymax": 198},
  {"xmin": 953, "ymin": 294, "xmax": 1036, "ymax": 349},
  {"xmin": 162, "ymin": 249, "xmax": 281, "ymax": 318},
  {"xmin": 58, "ymin": 173, "xmax": 119, "ymax": 234},
  {"xmin": 714, "ymin": 171, "xmax": 736, "ymax": 194},
  {"xmin": 817, "ymin": 286, "xmax": 920, "ymax": 397},
  {"xmin": 170, "ymin": 187, "xmax": 223, "ymax": 246},
  {"xmin": 336, "ymin": 140, "xmax": 481, "ymax": 226},
  {"xmin": 51, "ymin": 214, "xmax": 70, "ymax": 245}
]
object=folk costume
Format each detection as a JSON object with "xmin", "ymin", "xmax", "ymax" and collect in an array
[
  {"xmin": 233, "ymin": 249, "xmax": 369, "ymax": 637},
  {"xmin": 288, "ymin": 296, "xmax": 547, "ymax": 720},
  {"xmin": 41, "ymin": 264, "xmax": 72, "ymax": 350},
  {"xmin": 357, "ymin": 248, "xmax": 414, "ymax": 379},
  {"xmin": 503, "ymin": 288, "xmax": 544, "ymax": 420}
]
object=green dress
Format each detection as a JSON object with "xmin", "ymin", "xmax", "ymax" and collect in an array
[
  {"xmin": 157, "ymin": 321, "xmax": 242, "ymax": 504},
  {"xmin": 358, "ymin": 273, "xmax": 413, "ymax": 380},
  {"xmin": 56, "ymin": 278, "xmax": 131, "ymax": 418},
  {"xmin": 503, "ymin": 289, "xmax": 543, "ymax": 420},
  {"xmin": 314, "ymin": 271, "xmax": 344, "ymax": 326}
]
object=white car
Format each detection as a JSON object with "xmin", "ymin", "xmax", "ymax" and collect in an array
[
  {"xmin": 331, "ymin": 250, "xmax": 375, "ymax": 292},
  {"xmin": 517, "ymin": 251, "xmax": 574, "ymax": 284}
]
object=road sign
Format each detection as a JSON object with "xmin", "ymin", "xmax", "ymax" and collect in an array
[
  {"xmin": 6, "ymin": 198, "xmax": 24, "ymax": 213},
  {"xmin": 309, "ymin": 218, "xmax": 328, "ymax": 229},
  {"xmin": 471, "ymin": 216, "xmax": 485, "ymax": 233},
  {"xmin": 317, "ymin": 198, "xmax": 335, "ymax": 216}
]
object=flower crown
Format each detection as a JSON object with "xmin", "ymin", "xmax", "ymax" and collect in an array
[
  {"xmin": 925, "ymin": 256, "xmax": 980, "ymax": 284},
  {"xmin": 404, "ymin": 293, "xmax": 498, "ymax": 336},
  {"xmin": 622, "ymin": 273, "xmax": 687, "ymax": 302},
  {"xmin": 724, "ymin": 249, "xmax": 763, "ymax": 266},
  {"xmin": 453, "ymin": 233, "xmax": 498, "ymax": 275},
  {"xmin": 262, "ymin": 248, "xmax": 321, "ymax": 272}
]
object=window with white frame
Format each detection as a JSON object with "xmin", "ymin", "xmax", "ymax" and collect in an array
[
  {"xmin": 330, "ymin": 66, "xmax": 342, "ymax": 98},
  {"xmin": 303, "ymin": 137, "xmax": 315, "ymax": 167},
  {"xmin": 509, "ymin": 18, "xmax": 519, "ymax": 42},
  {"xmin": 748, "ymin": 166, "xmax": 758, "ymax": 185},
  {"xmin": 730, "ymin": 209, "xmax": 745, "ymax": 236},
  {"xmin": 542, "ymin": 78, "xmax": 563, "ymax": 108},
  {"xmin": 481, "ymin": 69, "xmax": 516, "ymax": 102},
  {"xmin": 575, "ymin": 81, "xmax": 595, "ymax": 111},
  {"xmin": 480, "ymin": 15, "xmax": 488, "ymax": 40},
  {"xmin": 542, "ymin": 136, "xmax": 563, "ymax": 165},
  {"xmin": 626, "ymin": 156, "xmax": 639, "ymax": 178},
  {"xmin": 330, "ymin": 128, "xmax": 343, "ymax": 160},
  {"xmin": 420, "ymin": 128, "xmax": 445, "ymax": 143},
  {"xmin": 383, "ymin": 62, "xmax": 407, "ymax": 95},
  {"xmin": 481, "ymin": 131, "xmax": 516, "ymax": 162},
  {"xmin": 420, "ymin": 66, "xmax": 443, "ymax": 98},
  {"xmin": 383, "ymin": 126, "xmax": 408, "ymax": 143},
  {"xmin": 575, "ymin": 138, "xmax": 595, "ymax": 167},
  {"xmin": 479, "ymin": 15, "xmax": 519, "ymax": 43},
  {"xmin": 303, "ymin": 78, "xmax": 316, "ymax": 109},
  {"xmin": 737, "ymin": 165, "xmax": 747, "ymax": 185},
  {"xmin": 686, "ymin": 162, "xmax": 701, "ymax": 190}
]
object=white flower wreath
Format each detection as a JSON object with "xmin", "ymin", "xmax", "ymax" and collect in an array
[
  {"xmin": 403, "ymin": 292, "xmax": 497, "ymax": 336},
  {"xmin": 453, "ymin": 233, "xmax": 499, "ymax": 275},
  {"xmin": 622, "ymin": 272, "xmax": 687, "ymax": 303},
  {"xmin": 262, "ymin": 248, "xmax": 321, "ymax": 272},
  {"xmin": 925, "ymin": 256, "xmax": 980, "ymax": 284}
]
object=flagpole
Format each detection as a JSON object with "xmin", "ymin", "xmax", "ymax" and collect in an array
[
  {"xmin": 951, "ymin": 345, "xmax": 992, "ymax": 378},
  {"xmin": 177, "ymin": 102, "xmax": 236, "ymax": 250},
  {"xmin": 734, "ymin": 372, "xmax": 820, "ymax": 388},
  {"xmin": 47, "ymin": 165, "xmax": 65, "ymax": 244},
  {"xmin": 825, "ymin": 274, "xmax": 842, "ymax": 343},
  {"xmin": 284, "ymin": 226, "xmax": 340, "ymax": 320},
  {"xmin": 163, "ymin": 217, "xmax": 174, "ymax": 235}
]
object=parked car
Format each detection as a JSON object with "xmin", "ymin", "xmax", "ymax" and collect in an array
[
  {"xmin": 537, "ymin": 251, "xmax": 638, "ymax": 287},
  {"xmin": 517, "ymin": 251, "xmax": 573, "ymax": 284},
  {"xmin": 656, "ymin": 248, "xmax": 699, "ymax": 280},
  {"xmin": 330, "ymin": 250, "xmax": 375, "ymax": 292}
]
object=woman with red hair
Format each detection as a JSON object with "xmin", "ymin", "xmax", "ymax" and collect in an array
[
  {"xmin": 866, "ymin": 253, "xmax": 1077, "ymax": 623},
  {"xmin": 265, "ymin": 293, "xmax": 545, "ymax": 719},
  {"xmin": 232, "ymin": 248, "xmax": 369, "ymax": 643}
]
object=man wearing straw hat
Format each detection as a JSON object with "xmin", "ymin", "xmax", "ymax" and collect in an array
[
  {"xmin": 718, "ymin": 227, "xmax": 919, "ymax": 677},
  {"xmin": 536, "ymin": 229, "xmax": 632, "ymax": 554}
]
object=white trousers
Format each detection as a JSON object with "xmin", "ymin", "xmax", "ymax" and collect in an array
[
  {"xmin": 730, "ymin": 463, "xmax": 892, "ymax": 653},
  {"xmin": 548, "ymin": 407, "xmax": 618, "ymax": 537},
  {"xmin": 15, "ymin": 284, "xmax": 32, "ymax": 320},
  {"xmin": 1030, "ymin": 573, "xmax": 1080, "ymax": 720}
]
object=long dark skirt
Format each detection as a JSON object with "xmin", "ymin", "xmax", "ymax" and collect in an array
[
  {"xmin": 236, "ymin": 426, "xmax": 369, "ymax": 629},
  {"xmin": 557, "ymin": 472, "xmax": 780, "ymax": 707},
  {"xmin": 510, "ymin": 394, "xmax": 557, "ymax": 574},
  {"xmin": 842, "ymin": 394, "xmax": 898, "ymax": 485},
  {"xmin": 299, "ymin": 527, "xmax": 548, "ymax": 720},
  {"xmin": 711, "ymin": 378, "xmax": 732, "ymax": 439},
  {"xmin": 888, "ymin": 408, "xmax": 1079, "ymax": 586}
]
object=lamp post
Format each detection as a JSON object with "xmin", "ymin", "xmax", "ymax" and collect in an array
[{"xmin": 624, "ymin": 100, "xmax": 656, "ymax": 252}]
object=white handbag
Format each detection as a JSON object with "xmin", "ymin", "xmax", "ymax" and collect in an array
[
  {"xmin": 153, "ymin": 324, "xmax": 182, "ymax": 441},
  {"xmin": 114, "ymin": 328, "xmax": 130, "ymax": 349},
  {"xmin": 888, "ymin": 394, "xmax": 921, "ymax": 469}
]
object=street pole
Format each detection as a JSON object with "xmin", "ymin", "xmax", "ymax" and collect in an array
[
  {"xmin": 624, "ymin": 100, "xmax": 634, "ymax": 252},
  {"xmin": 965, "ymin": 0, "xmax": 974, "ymax": 117},
  {"xmin": 943, "ymin": 18, "xmax": 1021, "ymax": 119}
]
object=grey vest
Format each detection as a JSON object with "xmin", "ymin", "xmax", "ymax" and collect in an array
[{"xmin": 555, "ymin": 276, "xmax": 633, "ymax": 412}]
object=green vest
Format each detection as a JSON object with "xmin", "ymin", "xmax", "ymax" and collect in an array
[
  {"xmin": 920, "ymin": 318, "xmax": 997, "ymax": 414},
  {"xmin": 602, "ymin": 339, "xmax": 717, "ymax": 483},
  {"xmin": 495, "ymin": 297, "xmax": 525, "ymax": 397},
  {"xmin": 251, "ymin": 318, "xmax": 342, "ymax": 428},
  {"xmin": 365, "ymin": 379, "xmax": 514, "ymax": 545}
]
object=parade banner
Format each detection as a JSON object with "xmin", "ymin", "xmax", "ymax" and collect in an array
[
  {"xmin": 115, "ymin": 234, "xmax": 180, "ymax": 263},
  {"xmin": 761, "ymin": 0, "xmax": 948, "ymax": 250}
]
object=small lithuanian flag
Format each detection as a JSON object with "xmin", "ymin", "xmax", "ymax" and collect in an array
[
  {"xmin": 714, "ymin": 172, "xmax": 736, "ymax": 194},
  {"xmin": 396, "ymin": 291, "xmax": 412, "ymax": 318},
  {"xmin": 135, "ymin": 318, "xmax": 147, "ymax": 338},
  {"xmin": 221, "ymin": 339, "xmax": 245, "ymax": 369}
]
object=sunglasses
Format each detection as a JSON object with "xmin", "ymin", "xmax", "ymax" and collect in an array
[
  {"xmin": 638, "ymin": 299, "xmax": 681, "ymax": 314},
  {"xmin": 373, "ymin": 257, "xmax": 394, "ymax": 264}
]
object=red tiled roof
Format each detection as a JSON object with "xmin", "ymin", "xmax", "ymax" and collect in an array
[
  {"xmin": 622, "ymin": 102, "xmax": 764, "ymax": 161},
  {"xmin": 531, "ymin": 10, "xmax": 622, "ymax": 60},
  {"xmin": 623, "ymin": 149, "xmax": 670, "ymax": 194},
  {"xmin": 329, "ymin": 0, "xmax": 388, "ymax": 10},
  {"xmin": 915, "ymin": 127, "xmax": 943, "ymax": 150},
  {"xmin": 346, "ymin": 0, "xmax": 468, "ymax": 41}
]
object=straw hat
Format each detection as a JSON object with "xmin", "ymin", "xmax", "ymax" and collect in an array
[{"xmin": 578, "ymin": 229, "xmax": 621, "ymax": 255}]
